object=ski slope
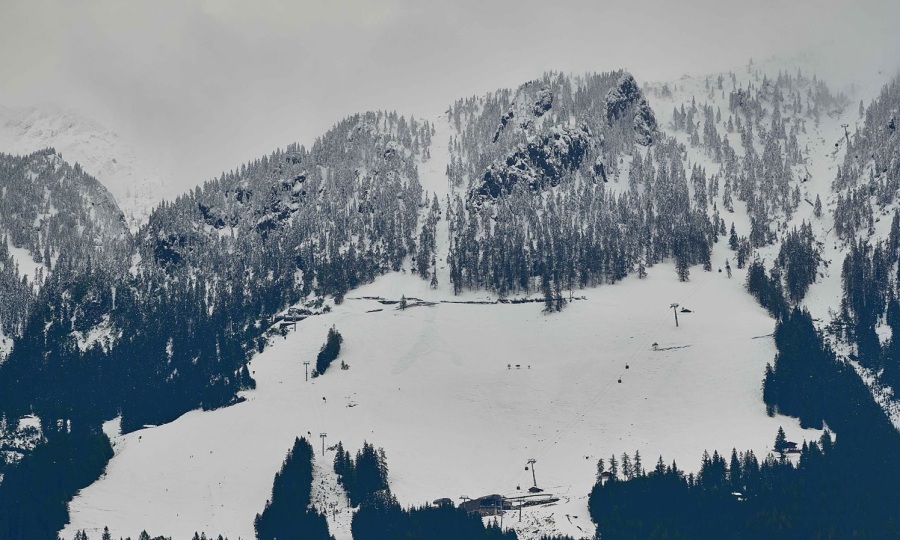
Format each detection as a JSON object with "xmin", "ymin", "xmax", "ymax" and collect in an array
[{"xmin": 63, "ymin": 240, "xmax": 820, "ymax": 539}]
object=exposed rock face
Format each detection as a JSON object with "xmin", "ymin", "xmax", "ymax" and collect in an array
[
  {"xmin": 632, "ymin": 99, "xmax": 658, "ymax": 146},
  {"xmin": 533, "ymin": 87, "xmax": 554, "ymax": 117},
  {"xmin": 606, "ymin": 73, "xmax": 658, "ymax": 146},
  {"xmin": 473, "ymin": 124, "xmax": 591, "ymax": 199},
  {"xmin": 492, "ymin": 85, "xmax": 555, "ymax": 143},
  {"xmin": 606, "ymin": 73, "xmax": 643, "ymax": 121}
]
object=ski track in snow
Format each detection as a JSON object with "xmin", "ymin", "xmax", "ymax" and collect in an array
[
  {"xmin": 417, "ymin": 112, "xmax": 455, "ymax": 291},
  {"xmin": 310, "ymin": 453, "xmax": 354, "ymax": 540}
]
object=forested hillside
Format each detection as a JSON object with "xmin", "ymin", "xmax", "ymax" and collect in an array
[
  {"xmin": 447, "ymin": 71, "xmax": 718, "ymax": 295},
  {"xmin": 0, "ymin": 111, "xmax": 433, "ymax": 434},
  {"xmin": 0, "ymin": 149, "xmax": 129, "ymax": 347}
]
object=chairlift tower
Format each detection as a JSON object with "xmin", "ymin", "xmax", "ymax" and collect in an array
[
  {"xmin": 670, "ymin": 303, "xmax": 680, "ymax": 327},
  {"xmin": 526, "ymin": 459, "xmax": 538, "ymax": 488}
]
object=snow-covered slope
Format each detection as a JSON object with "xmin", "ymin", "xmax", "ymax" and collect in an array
[
  {"xmin": 644, "ymin": 60, "xmax": 900, "ymax": 428},
  {"xmin": 63, "ymin": 236, "xmax": 820, "ymax": 540},
  {"xmin": 0, "ymin": 105, "xmax": 178, "ymax": 228}
]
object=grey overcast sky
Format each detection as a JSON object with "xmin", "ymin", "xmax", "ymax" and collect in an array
[{"xmin": 1, "ymin": 0, "xmax": 899, "ymax": 187}]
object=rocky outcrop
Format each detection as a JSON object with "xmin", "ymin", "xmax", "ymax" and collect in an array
[
  {"xmin": 474, "ymin": 124, "xmax": 591, "ymax": 199},
  {"xmin": 606, "ymin": 73, "xmax": 658, "ymax": 146}
]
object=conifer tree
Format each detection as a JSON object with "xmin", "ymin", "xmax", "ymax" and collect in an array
[
  {"xmin": 595, "ymin": 458, "xmax": 605, "ymax": 481},
  {"xmin": 774, "ymin": 426, "xmax": 787, "ymax": 454}
]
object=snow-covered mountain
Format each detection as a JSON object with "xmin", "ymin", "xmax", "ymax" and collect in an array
[
  {"xmin": 54, "ymin": 59, "xmax": 900, "ymax": 539},
  {"xmin": 0, "ymin": 48, "xmax": 896, "ymax": 539},
  {"xmin": 0, "ymin": 105, "xmax": 177, "ymax": 228}
]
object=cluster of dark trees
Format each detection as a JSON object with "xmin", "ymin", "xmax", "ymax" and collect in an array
[
  {"xmin": 588, "ymin": 427, "xmax": 854, "ymax": 539},
  {"xmin": 775, "ymin": 222, "xmax": 820, "ymax": 302},
  {"xmin": 761, "ymin": 308, "xmax": 896, "ymax": 440},
  {"xmin": 415, "ymin": 194, "xmax": 441, "ymax": 287},
  {"xmin": 333, "ymin": 441, "xmax": 390, "ymax": 507},
  {"xmin": 745, "ymin": 260, "xmax": 788, "ymax": 318},
  {"xmin": 254, "ymin": 437, "xmax": 333, "ymax": 540},
  {"xmin": 339, "ymin": 442, "xmax": 572, "ymax": 540},
  {"xmin": 835, "ymin": 216, "xmax": 900, "ymax": 389},
  {"xmin": 351, "ymin": 494, "xmax": 517, "ymax": 540},
  {"xmin": 315, "ymin": 326, "xmax": 343, "ymax": 376},
  {"xmin": 0, "ymin": 423, "xmax": 112, "ymax": 539}
]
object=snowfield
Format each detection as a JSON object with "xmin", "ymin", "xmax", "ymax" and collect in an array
[{"xmin": 63, "ymin": 250, "xmax": 821, "ymax": 540}]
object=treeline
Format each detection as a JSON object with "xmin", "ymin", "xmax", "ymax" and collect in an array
[
  {"xmin": 588, "ymin": 428, "xmax": 855, "ymax": 539},
  {"xmin": 255, "ymin": 437, "xmax": 333, "ymax": 540},
  {"xmin": 0, "ymin": 425, "xmax": 112, "ymax": 540},
  {"xmin": 745, "ymin": 260, "xmax": 788, "ymax": 318},
  {"xmin": 352, "ymin": 495, "xmax": 517, "ymax": 540},
  {"xmin": 835, "ymin": 216, "xmax": 900, "ymax": 389},
  {"xmin": 70, "ymin": 529, "xmax": 229, "ymax": 540}
]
